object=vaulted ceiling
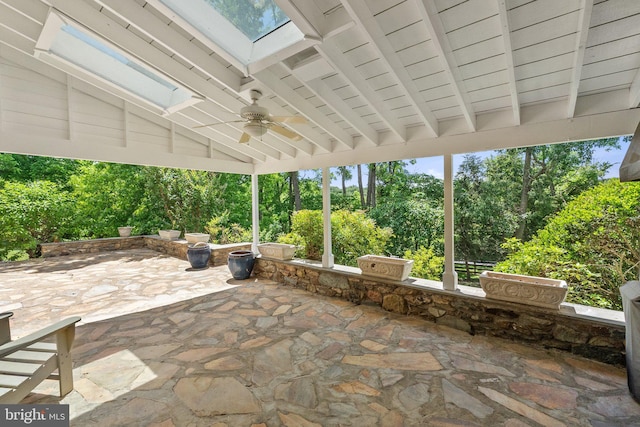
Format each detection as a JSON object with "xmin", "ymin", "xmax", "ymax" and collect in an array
[{"xmin": 1, "ymin": 0, "xmax": 639, "ymax": 175}]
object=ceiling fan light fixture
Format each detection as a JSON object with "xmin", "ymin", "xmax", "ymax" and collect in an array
[{"xmin": 244, "ymin": 121, "xmax": 268, "ymax": 137}]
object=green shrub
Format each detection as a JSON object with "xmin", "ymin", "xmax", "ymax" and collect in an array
[
  {"xmin": 0, "ymin": 181, "xmax": 75, "ymax": 260},
  {"xmin": 496, "ymin": 179, "xmax": 640, "ymax": 309},
  {"xmin": 205, "ymin": 214, "xmax": 251, "ymax": 244},
  {"xmin": 404, "ymin": 246, "xmax": 444, "ymax": 280},
  {"xmin": 278, "ymin": 209, "xmax": 392, "ymax": 266}
]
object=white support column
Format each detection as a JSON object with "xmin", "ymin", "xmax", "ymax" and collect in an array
[
  {"xmin": 251, "ymin": 173, "xmax": 260, "ymax": 254},
  {"xmin": 442, "ymin": 154, "xmax": 458, "ymax": 290},
  {"xmin": 322, "ymin": 167, "xmax": 334, "ymax": 268}
]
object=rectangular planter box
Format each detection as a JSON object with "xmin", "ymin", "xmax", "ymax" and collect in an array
[
  {"xmin": 357, "ymin": 255, "xmax": 414, "ymax": 281},
  {"xmin": 479, "ymin": 271, "xmax": 568, "ymax": 310},
  {"xmin": 158, "ymin": 230, "xmax": 181, "ymax": 241},
  {"xmin": 258, "ymin": 243, "xmax": 296, "ymax": 260},
  {"xmin": 185, "ymin": 233, "xmax": 210, "ymax": 244}
]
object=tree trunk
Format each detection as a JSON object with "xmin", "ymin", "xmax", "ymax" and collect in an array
[
  {"xmin": 366, "ymin": 163, "xmax": 377, "ymax": 208},
  {"xmin": 341, "ymin": 172, "xmax": 346, "ymax": 196},
  {"xmin": 357, "ymin": 164, "xmax": 365, "ymax": 208},
  {"xmin": 516, "ymin": 147, "xmax": 533, "ymax": 240},
  {"xmin": 289, "ymin": 171, "xmax": 301, "ymax": 211}
]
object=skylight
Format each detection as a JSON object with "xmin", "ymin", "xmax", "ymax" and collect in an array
[
  {"xmin": 157, "ymin": 0, "xmax": 303, "ymax": 69},
  {"xmin": 35, "ymin": 10, "xmax": 202, "ymax": 115},
  {"xmin": 207, "ymin": 0, "xmax": 290, "ymax": 42}
]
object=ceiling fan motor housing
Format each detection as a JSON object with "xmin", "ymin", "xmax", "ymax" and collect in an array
[
  {"xmin": 244, "ymin": 121, "xmax": 268, "ymax": 137},
  {"xmin": 240, "ymin": 104, "xmax": 269, "ymax": 121}
]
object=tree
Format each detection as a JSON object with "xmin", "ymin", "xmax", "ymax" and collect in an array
[
  {"xmin": 509, "ymin": 138, "xmax": 622, "ymax": 240},
  {"xmin": 366, "ymin": 163, "xmax": 377, "ymax": 208},
  {"xmin": 3, "ymin": 154, "xmax": 80, "ymax": 186},
  {"xmin": 336, "ymin": 166, "xmax": 352, "ymax": 196},
  {"xmin": 357, "ymin": 164, "xmax": 365, "ymax": 208},
  {"xmin": 0, "ymin": 181, "xmax": 75, "ymax": 260},
  {"xmin": 454, "ymin": 155, "xmax": 520, "ymax": 276},
  {"xmin": 70, "ymin": 162, "xmax": 147, "ymax": 237},
  {"xmin": 289, "ymin": 171, "xmax": 301, "ymax": 211}
]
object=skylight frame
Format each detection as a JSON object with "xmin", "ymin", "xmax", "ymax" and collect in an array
[
  {"xmin": 34, "ymin": 9, "xmax": 203, "ymax": 116},
  {"xmin": 153, "ymin": 0, "xmax": 304, "ymax": 73}
]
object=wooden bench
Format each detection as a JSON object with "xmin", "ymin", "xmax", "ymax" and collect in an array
[{"xmin": 0, "ymin": 312, "xmax": 81, "ymax": 403}]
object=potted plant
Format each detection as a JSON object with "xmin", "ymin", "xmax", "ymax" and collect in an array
[
  {"xmin": 228, "ymin": 250, "xmax": 255, "ymax": 280},
  {"xmin": 187, "ymin": 242, "xmax": 211, "ymax": 269}
]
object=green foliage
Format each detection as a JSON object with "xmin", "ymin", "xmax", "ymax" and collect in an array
[
  {"xmin": 369, "ymin": 199, "xmax": 443, "ymax": 255},
  {"xmin": 331, "ymin": 210, "xmax": 392, "ymax": 266},
  {"xmin": 70, "ymin": 162, "xmax": 146, "ymax": 238},
  {"xmin": 455, "ymin": 155, "xmax": 519, "ymax": 266},
  {"xmin": 278, "ymin": 210, "xmax": 323, "ymax": 260},
  {"xmin": 496, "ymin": 179, "xmax": 640, "ymax": 309},
  {"xmin": 142, "ymin": 167, "xmax": 229, "ymax": 233},
  {"xmin": 4, "ymin": 155, "xmax": 80, "ymax": 186},
  {"xmin": 0, "ymin": 181, "xmax": 75, "ymax": 260},
  {"xmin": 279, "ymin": 209, "xmax": 392, "ymax": 266},
  {"xmin": 205, "ymin": 213, "xmax": 251, "ymax": 244},
  {"xmin": 404, "ymin": 246, "xmax": 444, "ymax": 280}
]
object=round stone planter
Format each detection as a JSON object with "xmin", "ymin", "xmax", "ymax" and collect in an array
[
  {"xmin": 187, "ymin": 242, "xmax": 211, "ymax": 269},
  {"xmin": 228, "ymin": 250, "xmax": 255, "ymax": 280}
]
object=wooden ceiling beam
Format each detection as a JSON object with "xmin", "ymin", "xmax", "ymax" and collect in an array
[
  {"xmin": 567, "ymin": 0, "xmax": 593, "ymax": 118},
  {"xmin": 317, "ymin": 41, "xmax": 407, "ymax": 142},
  {"xmin": 496, "ymin": 0, "xmax": 520, "ymax": 125},
  {"xmin": 416, "ymin": 0, "xmax": 476, "ymax": 132},
  {"xmin": 340, "ymin": 0, "xmax": 439, "ymax": 137}
]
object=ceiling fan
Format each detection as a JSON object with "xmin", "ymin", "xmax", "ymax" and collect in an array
[{"xmin": 194, "ymin": 89, "xmax": 307, "ymax": 143}]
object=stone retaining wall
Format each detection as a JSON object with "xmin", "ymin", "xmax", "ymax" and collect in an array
[
  {"xmin": 254, "ymin": 258, "xmax": 626, "ymax": 366},
  {"xmin": 41, "ymin": 237, "xmax": 250, "ymax": 267},
  {"xmin": 39, "ymin": 238, "xmax": 626, "ymax": 365},
  {"xmin": 40, "ymin": 237, "xmax": 146, "ymax": 257}
]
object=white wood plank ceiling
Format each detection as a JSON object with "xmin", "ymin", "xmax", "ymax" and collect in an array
[{"xmin": 1, "ymin": 0, "xmax": 639, "ymax": 174}]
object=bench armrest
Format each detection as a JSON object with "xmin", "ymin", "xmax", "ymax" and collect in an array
[
  {"xmin": 0, "ymin": 317, "xmax": 81, "ymax": 358},
  {"xmin": 0, "ymin": 312, "xmax": 13, "ymax": 345}
]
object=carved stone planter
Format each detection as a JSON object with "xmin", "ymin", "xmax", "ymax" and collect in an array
[
  {"xmin": 357, "ymin": 255, "xmax": 414, "ymax": 281},
  {"xmin": 257, "ymin": 243, "xmax": 296, "ymax": 260},
  {"xmin": 158, "ymin": 229, "xmax": 181, "ymax": 241},
  {"xmin": 185, "ymin": 233, "xmax": 210, "ymax": 244},
  {"xmin": 479, "ymin": 271, "xmax": 568, "ymax": 310},
  {"xmin": 118, "ymin": 226, "xmax": 132, "ymax": 237}
]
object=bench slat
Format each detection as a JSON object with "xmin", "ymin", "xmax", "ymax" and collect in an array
[
  {"xmin": 3, "ymin": 350, "xmax": 55, "ymax": 363},
  {"xmin": 0, "ymin": 357, "xmax": 58, "ymax": 404},
  {"xmin": 0, "ymin": 360, "xmax": 45, "ymax": 376},
  {"xmin": 26, "ymin": 342, "xmax": 57, "ymax": 352},
  {"xmin": 0, "ymin": 374, "xmax": 26, "ymax": 387}
]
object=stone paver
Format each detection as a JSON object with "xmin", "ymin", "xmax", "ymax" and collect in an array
[{"xmin": 1, "ymin": 249, "xmax": 638, "ymax": 426}]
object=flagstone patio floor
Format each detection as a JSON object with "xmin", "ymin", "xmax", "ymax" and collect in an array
[{"xmin": 1, "ymin": 249, "xmax": 639, "ymax": 426}]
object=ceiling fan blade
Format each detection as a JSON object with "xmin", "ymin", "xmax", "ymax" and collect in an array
[
  {"xmin": 270, "ymin": 124, "xmax": 303, "ymax": 141},
  {"xmin": 270, "ymin": 115, "xmax": 307, "ymax": 124},
  {"xmin": 193, "ymin": 120, "xmax": 245, "ymax": 129},
  {"xmin": 238, "ymin": 132, "xmax": 251, "ymax": 143}
]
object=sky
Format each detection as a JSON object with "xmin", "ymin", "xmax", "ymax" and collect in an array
[{"xmin": 323, "ymin": 137, "xmax": 631, "ymax": 186}]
